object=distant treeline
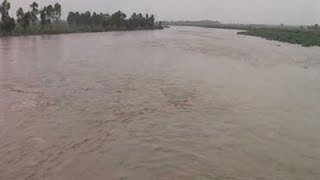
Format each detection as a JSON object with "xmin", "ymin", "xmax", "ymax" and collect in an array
[
  {"xmin": 164, "ymin": 20, "xmax": 320, "ymax": 31},
  {"xmin": 67, "ymin": 11, "xmax": 156, "ymax": 30},
  {"xmin": 163, "ymin": 20, "xmax": 221, "ymax": 27},
  {"xmin": 0, "ymin": 0, "xmax": 162, "ymax": 36}
]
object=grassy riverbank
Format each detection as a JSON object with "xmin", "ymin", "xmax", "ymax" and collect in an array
[
  {"xmin": 0, "ymin": 23, "xmax": 164, "ymax": 37},
  {"xmin": 238, "ymin": 28, "xmax": 320, "ymax": 47}
]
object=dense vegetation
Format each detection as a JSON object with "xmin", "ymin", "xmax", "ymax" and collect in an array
[
  {"xmin": 67, "ymin": 11, "xmax": 156, "ymax": 30},
  {"xmin": 0, "ymin": 0, "xmax": 162, "ymax": 36},
  {"xmin": 238, "ymin": 27, "xmax": 320, "ymax": 47}
]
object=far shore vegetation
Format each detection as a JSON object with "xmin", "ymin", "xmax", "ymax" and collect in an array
[
  {"xmin": 237, "ymin": 27, "xmax": 320, "ymax": 47},
  {"xmin": 0, "ymin": 0, "xmax": 163, "ymax": 37},
  {"xmin": 164, "ymin": 21, "xmax": 320, "ymax": 47}
]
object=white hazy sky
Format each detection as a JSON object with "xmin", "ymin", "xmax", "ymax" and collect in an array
[{"xmin": 8, "ymin": 0, "xmax": 320, "ymax": 25}]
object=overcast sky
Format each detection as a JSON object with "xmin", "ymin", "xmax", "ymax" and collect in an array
[{"xmin": 8, "ymin": 0, "xmax": 320, "ymax": 25}]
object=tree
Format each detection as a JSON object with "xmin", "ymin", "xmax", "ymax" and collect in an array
[
  {"xmin": 136, "ymin": 13, "xmax": 145, "ymax": 27},
  {"xmin": 0, "ymin": 0, "xmax": 16, "ymax": 32},
  {"xmin": 16, "ymin": 7, "xmax": 24, "ymax": 23},
  {"xmin": 40, "ymin": 5, "xmax": 54, "ymax": 25},
  {"xmin": 22, "ymin": 12, "xmax": 32, "ymax": 29},
  {"xmin": 110, "ymin": 11, "xmax": 126, "ymax": 28},
  {"xmin": 40, "ymin": 8, "xmax": 47, "ymax": 25},
  {"xmin": 53, "ymin": 3, "xmax": 61, "ymax": 23},
  {"xmin": 0, "ymin": 0, "xmax": 10, "ymax": 17},
  {"xmin": 40, "ymin": 6, "xmax": 49, "ymax": 25},
  {"xmin": 46, "ymin": 5, "xmax": 54, "ymax": 21},
  {"xmin": 67, "ymin": 11, "xmax": 75, "ymax": 24},
  {"xmin": 131, "ymin": 12, "xmax": 137, "ymax": 22},
  {"xmin": 127, "ymin": 13, "xmax": 138, "ymax": 28},
  {"xmin": 92, "ymin": 12, "xmax": 100, "ymax": 25},
  {"xmin": 82, "ymin": 11, "xmax": 91, "ymax": 25},
  {"xmin": 101, "ymin": 13, "xmax": 111, "ymax": 27},
  {"xmin": 147, "ymin": 14, "xmax": 155, "ymax": 26},
  {"xmin": 30, "ymin": 2, "xmax": 39, "ymax": 23},
  {"xmin": 16, "ymin": 7, "xmax": 31, "ymax": 29}
]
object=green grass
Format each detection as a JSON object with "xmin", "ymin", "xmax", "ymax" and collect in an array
[
  {"xmin": 238, "ymin": 28, "xmax": 320, "ymax": 47},
  {"xmin": 0, "ymin": 23, "xmax": 163, "ymax": 37}
]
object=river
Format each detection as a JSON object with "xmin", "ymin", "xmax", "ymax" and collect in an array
[{"xmin": 1, "ymin": 26, "xmax": 320, "ymax": 180}]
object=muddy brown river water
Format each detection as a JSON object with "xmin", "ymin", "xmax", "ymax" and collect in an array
[{"xmin": 0, "ymin": 26, "xmax": 320, "ymax": 180}]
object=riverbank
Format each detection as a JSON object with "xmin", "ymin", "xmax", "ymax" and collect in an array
[
  {"xmin": 163, "ymin": 21, "xmax": 320, "ymax": 47},
  {"xmin": 0, "ymin": 23, "xmax": 164, "ymax": 37},
  {"xmin": 238, "ymin": 28, "xmax": 320, "ymax": 47}
]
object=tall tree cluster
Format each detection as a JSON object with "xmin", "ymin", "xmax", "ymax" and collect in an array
[
  {"xmin": 18, "ymin": 2, "xmax": 62, "ymax": 27},
  {"xmin": 0, "ymin": 0, "xmax": 15, "ymax": 32},
  {"xmin": 0, "ymin": 0, "xmax": 158, "ymax": 33},
  {"xmin": 0, "ymin": 0, "xmax": 61, "ymax": 32},
  {"xmin": 67, "ymin": 10, "xmax": 155, "ymax": 29}
]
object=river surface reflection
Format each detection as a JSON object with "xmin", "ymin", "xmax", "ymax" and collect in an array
[{"xmin": 1, "ymin": 27, "xmax": 320, "ymax": 180}]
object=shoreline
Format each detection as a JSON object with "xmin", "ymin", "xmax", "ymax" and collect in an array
[
  {"xmin": 0, "ymin": 26, "xmax": 164, "ymax": 38},
  {"xmin": 237, "ymin": 29, "xmax": 320, "ymax": 47},
  {"xmin": 164, "ymin": 24, "xmax": 320, "ymax": 47}
]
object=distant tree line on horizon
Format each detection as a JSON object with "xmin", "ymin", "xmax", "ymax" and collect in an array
[
  {"xmin": 164, "ymin": 20, "xmax": 320, "ymax": 31},
  {"xmin": 0, "ymin": 0, "xmax": 159, "ymax": 35},
  {"xmin": 67, "ymin": 11, "xmax": 155, "ymax": 29}
]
